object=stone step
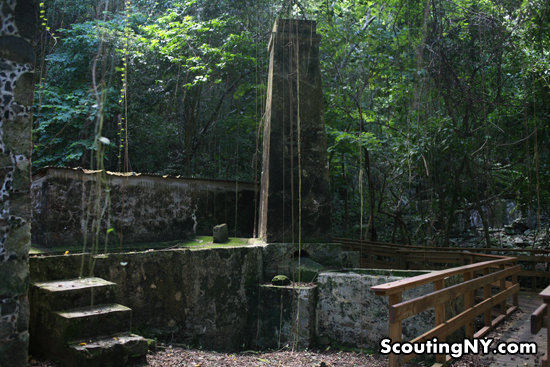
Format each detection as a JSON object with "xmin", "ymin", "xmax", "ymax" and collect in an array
[
  {"xmin": 31, "ymin": 277, "xmax": 117, "ymax": 311},
  {"xmin": 63, "ymin": 334, "xmax": 148, "ymax": 367},
  {"xmin": 54, "ymin": 303, "xmax": 132, "ymax": 344}
]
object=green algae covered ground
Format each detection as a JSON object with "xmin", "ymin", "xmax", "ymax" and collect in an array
[{"xmin": 30, "ymin": 236, "xmax": 251, "ymax": 256}]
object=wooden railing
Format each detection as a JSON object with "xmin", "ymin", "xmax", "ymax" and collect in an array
[
  {"xmin": 371, "ymin": 255, "xmax": 519, "ymax": 366},
  {"xmin": 531, "ymin": 286, "xmax": 550, "ymax": 367},
  {"xmin": 335, "ymin": 237, "xmax": 550, "ymax": 290}
]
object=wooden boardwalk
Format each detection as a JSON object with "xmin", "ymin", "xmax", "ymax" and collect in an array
[{"xmin": 485, "ymin": 292, "xmax": 547, "ymax": 367}]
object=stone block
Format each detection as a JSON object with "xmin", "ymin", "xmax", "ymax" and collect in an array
[
  {"xmin": 250, "ymin": 284, "xmax": 317, "ymax": 350},
  {"xmin": 213, "ymin": 223, "xmax": 228, "ymax": 243},
  {"xmin": 12, "ymin": 66, "xmax": 35, "ymax": 107},
  {"xmin": 317, "ymin": 269, "xmax": 435, "ymax": 349},
  {"xmin": 66, "ymin": 334, "xmax": 148, "ymax": 367},
  {"xmin": 30, "ymin": 277, "xmax": 117, "ymax": 312},
  {"xmin": 16, "ymin": 294, "xmax": 29, "ymax": 333},
  {"xmin": 0, "ymin": 331, "xmax": 29, "ymax": 367},
  {"xmin": 3, "ymin": 223, "xmax": 31, "ymax": 260},
  {"xmin": 54, "ymin": 303, "xmax": 132, "ymax": 343},
  {"xmin": 13, "ymin": 0, "xmax": 40, "ymax": 41},
  {"xmin": 0, "ymin": 259, "xmax": 29, "ymax": 295},
  {"xmin": 0, "ymin": 36, "xmax": 34, "ymax": 65}
]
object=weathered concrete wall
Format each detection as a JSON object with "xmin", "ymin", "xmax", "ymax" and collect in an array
[
  {"xmin": 317, "ymin": 269, "xmax": 436, "ymax": 349},
  {"xmin": 30, "ymin": 245, "xmax": 263, "ymax": 350},
  {"xmin": 31, "ymin": 167, "xmax": 258, "ymax": 247},
  {"xmin": 250, "ymin": 284, "xmax": 317, "ymax": 350},
  {"xmin": 0, "ymin": 0, "xmax": 37, "ymax": 366},
  {"xmin": 29, "ymin": 246, "xmax": 465, "ymax": 352},
  {"xmin": 317, "ymin": 269, "xmax": 464, "ymax": 349}
]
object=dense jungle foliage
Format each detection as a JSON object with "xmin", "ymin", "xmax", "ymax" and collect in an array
[{"xmin": 34, "ymin": 0, "xmax": 549, "ymax": 244}]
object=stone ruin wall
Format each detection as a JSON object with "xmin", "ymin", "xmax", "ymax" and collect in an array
[
  {"xmin": 31, "ymin": 167, "xmax": 258, "ymax": 247},
  {"xmin": 0, "ymin": 0, "xmax": 38, "ymax": 366}
]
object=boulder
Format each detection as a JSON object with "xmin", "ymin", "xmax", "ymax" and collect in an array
[{"xmin": 213, "ymin": 224, "xmax": 228, "ymax": 243}]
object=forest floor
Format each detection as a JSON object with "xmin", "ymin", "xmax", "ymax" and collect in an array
[
  {"xmin": 29, "ymin": 312, "xmax": 519, "ymax": 367},
  {"xmin": 29, "ymin": 346, "xmax": 488, "ymax": 367}
]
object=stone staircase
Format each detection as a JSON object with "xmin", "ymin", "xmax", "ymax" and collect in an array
[{"xmin": 29, "ymin": 277, "xmax": 148, "ymax": 367}]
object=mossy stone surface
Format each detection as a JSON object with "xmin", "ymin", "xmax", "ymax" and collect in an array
[
  {"xmin": 249, "ymin": 284, "xmax": 317, "ymax": 350},
  {"xmin": 31, "ymin": 168, "xmax": 257, "ymax": 247},
  {"xmin": 213, "ymin": 224, "xmax": 228, "ymax": 243},
  {"xmin": 30, "ymin": 245, "xmax": 263, "ymax": 351},
  {"xmin": 316, "ymin": 269, "xmax": 435, "ymax": 349},
  {"xmin": 271, "ymin": 275, "xmax": 291, "ymax": 286}
]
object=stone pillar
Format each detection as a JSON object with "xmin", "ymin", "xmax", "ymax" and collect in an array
[
  {"xmin": 0, "ymin": 1, "xmax": 38, "ymax": 366},
  {"xmin": 258, "ymin": 19, "xmax": 332, "ymax": 243}
]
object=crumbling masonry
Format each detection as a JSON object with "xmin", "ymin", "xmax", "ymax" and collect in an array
[{"xmin": 0, "ymin": 0, "xmax": 38, "ymax": 366}]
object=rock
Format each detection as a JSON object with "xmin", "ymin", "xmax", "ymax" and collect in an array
[
  {"xmin": 213, "ymin": 224, "xmax": 228, "ymax": 243},
  {"xmin": 252, "ymin": 283, "xmax": 317, "ymax": 349},
  {"xmin": 271, "ymin": 275, "xmax": 291, "ymax": 286}
]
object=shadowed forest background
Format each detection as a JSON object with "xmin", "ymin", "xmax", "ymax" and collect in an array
[{"xmin": 33, "ymin": 0, "xmax": 549, "ymax": 245}]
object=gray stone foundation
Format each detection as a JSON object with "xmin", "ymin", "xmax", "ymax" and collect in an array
[{"xmin": 0, "ymin": 0, "xmax": 38, "ymax": 365}]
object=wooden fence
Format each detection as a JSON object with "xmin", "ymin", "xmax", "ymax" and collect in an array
[
  {"xmin": 371, "ymin": 256, "xmax": 519, "ymax": 367},
  {"xmin": 531, "ymin": 286, "xmax": 550, "ymax": 367},
  {"xmin": 335, "ymin": 237, "xmax": 550, "ymax": 290}
]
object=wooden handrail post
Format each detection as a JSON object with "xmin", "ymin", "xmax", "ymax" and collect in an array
[
  {"xmin": 389, "ymin": 292, "xmax": 403, "ymax": 367},
  {"xmin": 512, "ymin": 260, "xmax": 518, "ymax": 308},
  {"xmin": 434, "ymin": 279, "xmax": 447, "ymax": 366},
  {"xmin": 463, "ymin": 270, "xmax": 474, "ymax": 339},
  {"xmin": 398, "ymin": 252, "xmax": 406, "ymax": 270},
  {"xmin": 499, "ymin": 264, "xmax": 508, "ymax": 316},
  {"xmin": 538, "ymin": 286, "xmax": 550, "ymax": 367},
  {"xmin": 531, "ymin": 261, "xmax": 537, "ymax": 291},
  {"xmin": 368, "ymin": 244, "xmax": 372, "ymax": 268},
  {"xmin": 372, "ymin": 255, "xmax": 520, "ymax": 366},
  {"xmin": 483, "ymin": 267, "xmax": 492, "ymax": 329}
]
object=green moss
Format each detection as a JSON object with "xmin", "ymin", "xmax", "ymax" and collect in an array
[
  {"xmin": 271, "ymin": 275, "xmax": 291, "ymax": 286},
  {"xmin": 30, "ymin": 236, "xmax": 252, "ymax": 256}
]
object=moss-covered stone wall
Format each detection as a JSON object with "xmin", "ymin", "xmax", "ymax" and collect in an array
[
  {"xmin": 0, "ymin": 1, "xmax": 38, "ymax": 366},
  {"xmin": 31, "ymin": 167, "xmax": 258, "ymax": 247},
  {"xmin": 30, "ymin": 245, "xmax": 263, "ymax": 350}
]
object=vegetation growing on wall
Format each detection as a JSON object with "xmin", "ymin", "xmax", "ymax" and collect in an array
[{"xmin": 33, "ymin": 0, "xmax": 549, "ymax": 245}]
